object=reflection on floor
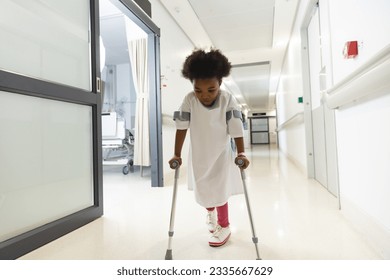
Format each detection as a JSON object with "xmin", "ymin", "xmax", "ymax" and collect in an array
[{"xmin": 19, "ymin": 145, "xmax": 381, "ymax": 260}]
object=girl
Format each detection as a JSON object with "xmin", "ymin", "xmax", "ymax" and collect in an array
[{"xmin": 169, "ymin": 49, "xmax": 249, "ymax": 247}]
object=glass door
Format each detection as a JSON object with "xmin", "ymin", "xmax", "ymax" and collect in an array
[
  {"xmin": 0, "ymin": 0, "xmax": 103, "ymax": 259},
  {"xmin": 99, "ymin": 0, "xmax": 162, "ymax": 187},
  {"xmin": 250, "ymin": 117, "xmax": 270, "ymax": 144}
]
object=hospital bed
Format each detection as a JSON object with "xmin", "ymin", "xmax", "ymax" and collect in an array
[{"xmin": 102, "ymin": 112, "xmax": 134, "ymax": 174}]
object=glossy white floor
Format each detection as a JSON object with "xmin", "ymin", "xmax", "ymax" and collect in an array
[{"xmin": 20, "ymin": 145, "xmax": 380, "ymax": 260}]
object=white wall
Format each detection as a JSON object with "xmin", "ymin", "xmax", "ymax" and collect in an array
[
  {"xmin": 280, "ymin": 0, "xmax": 390, "ymax": 258},
  {"xmin": 275, "ymin": 0, "xmax": 311, "ymax": 173},
  {"xmin": 328, "ymin": 0, "xmax": 390, "ymax": 84},
  {"xmin": 336, "ymin": 95, "xmax": 390, "ymax": 258},
  {"xmin": 325, "ymin": 0, "xmax": 390, "ymax": 258},
  {"xmin": 150, "ymin": 0, "xmax": 194, "ymax": 181}
]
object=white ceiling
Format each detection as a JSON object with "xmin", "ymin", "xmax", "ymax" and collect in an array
[
  {"xmin": 100, "ymin": 0, "xmax": 147, "ymax": 65},
  {"xmin": 99, "ymin": 0, "xmax": 300, "ymax": 112},
  {"xmin": 100, "ymin": 0, "xmax": 130, "ymax": 65},
  {"xmin": 187, "ymin": 0, "xmax": 274, "ymax": 51},
  {"xmin": 159, "ymin": 0, "xmax": 299, "ymax": 112},
  {"xmin": 100, "ymin": 15, "xmax": 129, "ymax": 65}
]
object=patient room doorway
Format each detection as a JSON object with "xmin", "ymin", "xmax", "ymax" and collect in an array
[{"xmin": 99, "ymin": 0, "xmax": 163, "ymax": 187}]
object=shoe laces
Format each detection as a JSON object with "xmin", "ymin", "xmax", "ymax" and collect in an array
[{"xmin": 212, "ymin": 225, "xmax": 223, "ymax": 237}]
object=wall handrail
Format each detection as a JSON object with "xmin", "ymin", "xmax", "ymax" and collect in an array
[
  {"xmin": 325, "ymin": 44, "xmax": 390, "ymax": 109},
  {"xmin": 276, "ymin": 112, "xmax": 304, "ymax": 132}
]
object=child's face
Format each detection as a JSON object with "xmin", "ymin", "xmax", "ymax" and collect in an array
[{"xmin": 193, "ymin": 78, "xmax": 221, "ymax": 107}]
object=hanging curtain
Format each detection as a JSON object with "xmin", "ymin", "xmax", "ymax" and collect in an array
[{"xmin": 127, "ymin": 36, "xmax": 150, "ymax": 168}]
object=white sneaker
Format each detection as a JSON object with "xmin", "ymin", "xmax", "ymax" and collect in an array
[
  {"xmin": 208, "ymin": 225, "xmax": 231, "ymax": 247},
  {"xmin": 206, "ymin": 210, "xmax": 217, "ymax": 233}
]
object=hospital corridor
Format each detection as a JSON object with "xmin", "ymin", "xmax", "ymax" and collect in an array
[
  {"xmin": 18, "ymin": 144, "xmax": 380, "ymax": 260},
  {"xmin": 1, "ymin": 0, "xmax": 390, "ymax": 263}
]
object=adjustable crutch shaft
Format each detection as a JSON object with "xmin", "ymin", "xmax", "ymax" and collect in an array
[
  {"xmin": 236, "ymin": 158, "xmax": 261, "ymax": 260},
  {"xmin": 165, "ymin": 160, "xmax": 180, "ymax": 260}
]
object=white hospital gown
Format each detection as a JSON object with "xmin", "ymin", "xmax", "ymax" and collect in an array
[{"xmin": 174, "ymin": 90, "xmax": 244, "ymax": 208}]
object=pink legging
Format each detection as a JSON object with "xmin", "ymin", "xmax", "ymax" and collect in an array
[{"xmin": 206, "ymin": 202, "xmax": 229, "ymax": 228}]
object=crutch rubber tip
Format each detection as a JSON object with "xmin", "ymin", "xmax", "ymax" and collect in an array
[{"xmin": 165, "ymin": 250, "xmax": 173, "ymax": 260}]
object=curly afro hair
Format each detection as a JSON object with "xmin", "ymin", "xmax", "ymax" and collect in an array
[{"xmin": 181, "ymin": 48, "xmax": 231, "ymax": 82}]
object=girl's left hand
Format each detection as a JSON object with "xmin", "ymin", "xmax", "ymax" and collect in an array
[{"xmin": 235, "ymin": 154, "xmax": 250, "ymax": 169}]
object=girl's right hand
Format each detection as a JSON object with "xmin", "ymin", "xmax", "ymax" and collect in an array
[
  {"xmin": 169, "ymin": 156, "xmax": 182, "ymax": 169},
  {"xmin": 235, "ymin": 154, "xmax": 250, "ymax": 169}
]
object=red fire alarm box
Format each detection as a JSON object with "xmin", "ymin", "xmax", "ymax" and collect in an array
[{"xmin": 343, "ymin": 41, "xmax": 358, "ymax": 58}]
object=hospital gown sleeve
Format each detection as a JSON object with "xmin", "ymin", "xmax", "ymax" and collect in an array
[
  {"xmin": 227, "ymin": 96, "xmax": 244, "ymax": 138},
  {"xmin": 173, "ymin": 94, "xmax": 191, "ymax": 130}
]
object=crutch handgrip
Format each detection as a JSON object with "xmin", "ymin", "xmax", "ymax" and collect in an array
[
  {"xmin": 236, "ymin": 158, "xmax": 245, "ymax": 167},
  {"xmin": 170, "ymin": 160, "xmax": 180, "ymax": 169}
]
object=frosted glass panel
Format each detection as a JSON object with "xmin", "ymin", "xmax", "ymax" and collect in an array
[
  {"xmin": 251, "ymin": 118, "xmax": 268, "ymax": 131},
  {"xmin": 0, "ymin": 0, "xmax": 91, "ymax": 90},
  {"xmin": 252, "ymin": 132, "xmax": 269, "ymax": 144},
  {"xmin": 0, "ymin": 91, "xmax": 94, "ymax": 243}
]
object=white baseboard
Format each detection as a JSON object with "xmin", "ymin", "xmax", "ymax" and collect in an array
[
  {"xmin": 341, "ymin": 197, "xmax": 390, "ymax": 259},
  {"xmin": 279, "ymin": 148, "xmax": 308, "ymax": 177}
]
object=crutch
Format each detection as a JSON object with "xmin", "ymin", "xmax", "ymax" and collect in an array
[
  {"xmin": 236, "ymin": 158, "xmax": 261, "ymax": 260},
  {"xmin": 165, "ymin": 160, "xmax": 180, "ymax": 260}
]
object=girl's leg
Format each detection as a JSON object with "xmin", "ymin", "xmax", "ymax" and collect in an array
[
  {"xmin": 206, "ymin": 202, "xmax": 229, "ymax": 229},
  {"xmin": 208, "ymin": 202, "xmax": 231, "ymax": 247},
  {"xmin": 206, "ymin": 207, "xmax": 216, "ymax": 232},
  {"xmin": 216, "ymin": 202, "xmax": 229, "ymax": 228}
]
